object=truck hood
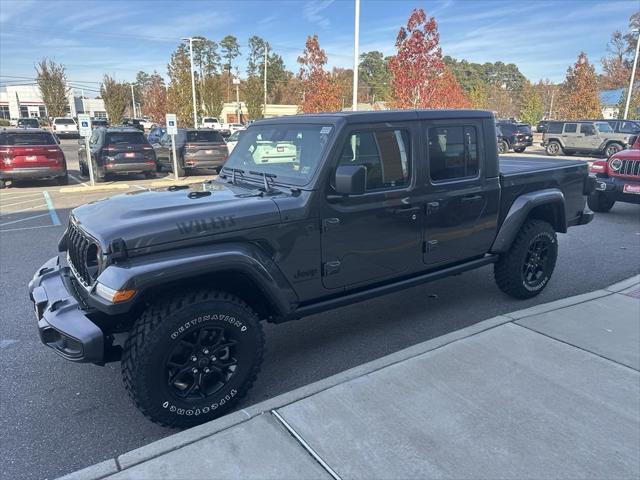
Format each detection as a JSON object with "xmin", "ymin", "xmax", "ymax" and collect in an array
[
  {"xmin": 71, "ymin": 180, "xmax": 282, "ymax": 252},
  {"xmin": 611, "ymin": 148, "xmax": 640, "ymax": 161}
]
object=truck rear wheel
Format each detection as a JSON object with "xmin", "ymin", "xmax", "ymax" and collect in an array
[
  {"xmin": 122, "ymin": 289, "xmax": 264, "ymax": 428},
  {"xmin": 494, "ymin": 219, "xmax": 558, "ymax": 299}
]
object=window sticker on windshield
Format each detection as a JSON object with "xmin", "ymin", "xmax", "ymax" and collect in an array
[{"xmin": 320, "ymin": 126, "xmax": 332, "ymax": 134}]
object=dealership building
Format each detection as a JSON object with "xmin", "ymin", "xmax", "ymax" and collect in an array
[{"xmin": 0, "ymin": 84, "xmax": 106, "ymax": 120}]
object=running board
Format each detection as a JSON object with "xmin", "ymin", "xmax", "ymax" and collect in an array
[{"xmin": 288, "ymin": 255, "xmax": 499, "ymax": 320}]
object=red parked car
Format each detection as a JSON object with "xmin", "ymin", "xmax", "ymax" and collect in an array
[
  {"xmin": 588, "ymin": 135, "xmax": 640, "ymax": 212},
  {"xmin": 0, "ymin": 128, "xmax": 68, "ymax": 188}
]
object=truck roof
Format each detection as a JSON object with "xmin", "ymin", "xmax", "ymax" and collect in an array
[{"xmin": 256, "ymin": 109, "xmax": 494, "ymax": 126}]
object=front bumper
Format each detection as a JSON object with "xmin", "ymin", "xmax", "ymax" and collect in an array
[
  {"xmin": 28, "ymin": 257, "xmax": 105, "ymax": 363},
  {"xmin": 592, "ymin": 175, "xmax": 640, "ymax": 204},
  {"xmin": 1, "ymin": 166, "xmax": 66, "ymax": 180}
]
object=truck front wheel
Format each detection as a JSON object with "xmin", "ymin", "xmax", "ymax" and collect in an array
[
  {"xmin": 122, "ymin": 290, "xmax": 264, "ymax": 427},
  {"xmin": 494, "ymin": 219, "xmax": 558, "ymax": 299}
]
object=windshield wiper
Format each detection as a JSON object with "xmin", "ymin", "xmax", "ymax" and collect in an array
[
  {"xmin": 249, "ymin": 171, "xmax": 278, "ymax": 193},
  {"xmin": 220, "ymin": 167, "xmax": 245, "ymax": 185}
]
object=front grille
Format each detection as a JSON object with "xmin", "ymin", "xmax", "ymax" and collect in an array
[
  {"xmin": 67, "ymin": 220, "xmax": 98, "ymax": 287},
  {"xmin": 612, "ymin": 159, "xmax": 640, "ymax": 178}
]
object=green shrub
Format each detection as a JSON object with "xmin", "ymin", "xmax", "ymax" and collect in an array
[{"xmin": 0, "ymin": 119, "xmax": 11, "ymax": 126}]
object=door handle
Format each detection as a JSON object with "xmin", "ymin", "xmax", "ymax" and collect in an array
[
  {"xmin": 461, "ymin": 195, "xmax": 482, "ymax": 203},
  {"xmin": 393, "ymin": 206, "xmax": 420, "ymax": 216}
]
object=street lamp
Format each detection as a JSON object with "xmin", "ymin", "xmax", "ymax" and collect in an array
[
  {"xmin": 130, "ymin": 84, "xmax": 137, "ymax": 118},
  {"xmin": 352, "ymin": 0, "xmax": 360, "ymax": 111},
  {"xmin": 233, "ymin": 77, "xmax": 241, "ymax": 123},
  {"xmin": 623, "ymin": 29, "xmax": 640, "ymax": 120},
  {"xmin": 182, "ymin": 36, "xmax": 202, "ymax": 128}
]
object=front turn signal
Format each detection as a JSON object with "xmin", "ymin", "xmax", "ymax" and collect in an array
[{"xmin": 95, "ymin": 283, "xmax": 136, "ymax": 304}]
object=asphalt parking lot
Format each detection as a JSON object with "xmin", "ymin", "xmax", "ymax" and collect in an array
[{"xmin": 1, "ymin": 140, "xmax": 639, "ymax": 480}]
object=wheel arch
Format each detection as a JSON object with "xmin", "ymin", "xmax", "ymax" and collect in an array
[{"xmin": 491, "ymin": 189, "xmax": 567, "ymax": 253}]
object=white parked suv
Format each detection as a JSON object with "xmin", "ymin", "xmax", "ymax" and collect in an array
[
  {"xmin": 200, "ymin": 117, "xmax": 222, "ymax": 129},
  {"xmin": 52, "ymin": 117, "xmax": 78, "ymax": 138}
]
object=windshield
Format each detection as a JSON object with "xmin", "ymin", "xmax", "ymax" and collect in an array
[
  {"xmin": 223, "ymin": 124, "xmax": 334, "ymax": 186},
  {"xmin": 186, "ymin": 130, "xmax": 224, "ymax": 143},
  {"xmin": 596, "ymin": 122, "xmax": 613, "ymax": 133},
  {"xmin": 54, "ymin": 118, "xmax": 75, "ymax": 125},
  {"xmin": 0, "ymin": 132, "xmax": 56, "ymax": 145}
]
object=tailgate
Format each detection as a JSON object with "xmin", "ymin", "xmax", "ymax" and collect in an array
[
  {"xmin": 10, "ymin": 146, "xmax": 63, "ymax": 168},
  {"xmin": 185, "ymin": 142, "xmax": 227, "ymax": 160},
  {"xmin": 107, "ymin": 145, "xmax": 154, "ymax": 164}
]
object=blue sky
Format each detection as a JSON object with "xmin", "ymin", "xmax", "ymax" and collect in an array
[{"xmin": 0, "ymin": 0, "xmax": 636, "ymax": 96}]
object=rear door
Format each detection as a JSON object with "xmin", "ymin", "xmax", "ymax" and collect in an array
[
  {"xmin": 422, "ymin": 120, "xmax": 500, "ymax": 265},
  {"xmin": 561, "ymin": 123, "xmax": 579, "ymax": 149},
  {"xmin": 578, "ymin": 123, "xmax": 600, "ymax": 150}
]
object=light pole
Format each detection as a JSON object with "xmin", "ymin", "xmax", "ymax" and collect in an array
[
  {"xmin": 263, "ymin": 44, "xmax": 268, "ymax": 118},
  {"xmin": 233, "ymin": 77, "xmax": 241, "ymax": 123},
  {"xmin": 130, "ymin": 84, "xmax": 137, "ymax": 118},
  {"xmin": 352, "ymin": 0, "xmax": 360, "ymax": 111},
  {"xmin": 182, "ymin": 36, "xmax": 202, "ymax": 128},
  {"xmin": 623, "ymin": 29, "xmax": 640, "ymax": 119}
]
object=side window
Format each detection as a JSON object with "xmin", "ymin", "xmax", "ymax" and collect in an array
[
  {"xmin": 620, "ymin": 121, "xmax": 638, "ymax": 133},
  {"xmin": 338, "ymin": 129, "xmax": 410, "ymax": 191},
  {"xmin": 428, "ymin": 126, "xmax": 479, "ymax": 182},
  {"xmin": 563, "ymin": 123, "xmax": 577, "ymax": 133},
  {"xmin": 546, "ymin": 123, "xmax": 563, "ymax": 134},
  {"xmin": 580, "ymin": 124, "xmax": 595, "ymax": 136}
]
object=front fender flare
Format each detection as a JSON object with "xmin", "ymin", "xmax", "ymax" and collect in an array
[
  {"xmin": 491, "ymin": 189, "xmax": 566, "ymax": 254},
  {"xmin": 95, "ymin": 242, "xmax": 297, "ymax": 317}
]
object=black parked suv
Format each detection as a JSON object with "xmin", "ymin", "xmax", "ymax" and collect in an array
[
  {"xmin": 153, "ymin": 128, "xmax": 228, "ymax": 176},
  {"xmin": 29, "ymin": 110, "xmax": 594, "ymax": 427},
  {"xmin": 78, "ymin": 127, "xmax": 156, "ymax": 181},
  {"xmin": 496, "ymin": 120, "xmax": 533, "ymax": 153}
]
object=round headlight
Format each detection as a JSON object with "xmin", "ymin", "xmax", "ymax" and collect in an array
[{"xmin": 610, "ymin": 158, "xmax": 623, "ymax": 171}]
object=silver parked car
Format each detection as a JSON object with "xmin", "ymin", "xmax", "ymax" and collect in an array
[{"xmin": 542, "ymin": 121, "xmax": 629, "ymax": 158}]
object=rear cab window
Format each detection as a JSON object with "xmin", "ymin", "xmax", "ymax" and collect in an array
[
  {"xmin": 106, "ymin": 132, "xmax": 148, "ymax": 145},
  {"xmin": 428, "ymin": 126, "xmax": 479, "ymax": 182},
  {"xmin": 186, "ymin": 130, "xmax": 224, "ymax": 143},
  {"xmin": 54, "ymin": 118, "xmax": 76, "ymax": 125},
  {"xmin": 0, "ymin": 132, "xmax": 57, "ymax": 145}
]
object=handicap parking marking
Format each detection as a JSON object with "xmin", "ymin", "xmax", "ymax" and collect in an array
[{"xmin": 0, "ymin": 190, "xmax": 61, "ymax": 232}]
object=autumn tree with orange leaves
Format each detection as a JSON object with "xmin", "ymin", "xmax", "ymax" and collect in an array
[
  {"xmin": 389, "ymin": 8, "xmax": 468, "ymax": 109},
  {"xmin": 297, "ymin": 35, "xmax": 342, "ymax": 113},
  {"xmin": 558, "ymin": 52, "xmax": 602, "ymax": 120},
  {"xmin": 141, "ymin": 73, "xmax": 167, "ymax": 124}
]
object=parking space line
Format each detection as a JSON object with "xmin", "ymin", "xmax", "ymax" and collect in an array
[
  {"xmin": 0, "ymin": 212, "xmax": 50, "ymax": 227},
  {"xmin": 132, "ymin": 184, "xmax": 147, "ymax": 190},
  {"xmin": 68, "ymin": 174, "xmax": 88, "ymax": 187},
  {"xmin": 0, "ymin": 224, "xmax": 62, "ymax": 233},
  {"xmin": 0, "ymin": 197, "xmax": 46, "ymax": 209},
  {"xmin": 43, "ymin": 191, "xmax": 61, "ymax": 226},
  {"xmin": 0, "ymin": 203, "xmax": 46, "ymax": 217},
  {"xmin": 0, "ymin": 192, "xmax": 43, "ymax": 201}
]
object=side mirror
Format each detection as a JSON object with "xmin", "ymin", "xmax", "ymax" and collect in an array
[{"xmin": 335, "ymin": 164, "xmax": 366, "ymax": 195}]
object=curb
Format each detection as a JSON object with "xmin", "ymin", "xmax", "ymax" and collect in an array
[
  {"xmin": 59, "ymin": 184, "xmax": 131, "ymax": 193},
  {"xmin": 56, "ymin": 275, "xmax": 640, "ymax": 480}
]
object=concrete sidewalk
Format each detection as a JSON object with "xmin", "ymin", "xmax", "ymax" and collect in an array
[{"xmin": 62, "ymin": 276, "xmax": 640, "ymax": 480}]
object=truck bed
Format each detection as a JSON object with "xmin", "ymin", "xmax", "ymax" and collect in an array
[{"xmin": 499, "ymin": 155, "xmax": 589, "ymax": 176}]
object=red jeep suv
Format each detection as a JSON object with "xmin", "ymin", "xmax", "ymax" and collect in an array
[
  {"xmin": 0, "ymin": 128, "xmax": 68, "ymax": 188},
  {"xmin": 587, "ymin": 135, "xmax": 640, "ymax": 212}
]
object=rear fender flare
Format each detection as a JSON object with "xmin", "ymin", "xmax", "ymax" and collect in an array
[{"xmin": 491, "ymin": 189, "xmax": 566, "ymax": 253}]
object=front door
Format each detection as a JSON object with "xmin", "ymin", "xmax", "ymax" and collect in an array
[
  {"xmin": 422, "ymin": 121, "xmax": 500, "ymax": 265},
  {"xmin": 321, "ymin": 123, "xmax": 423, "ymax": 290},
  {"xmin": 561, "ymin": 123, "xmax": 579, "ymax": 149},
  {"xmin": 579, "ymin": 123, "xmax": 601, "ymax": 150}
]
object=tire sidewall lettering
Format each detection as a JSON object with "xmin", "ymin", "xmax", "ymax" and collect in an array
[
  {"xmin": 170, "ymin": 313, "xmax": 247, "ymax": 340},
  {"xmin": 162, "ymin": 389, "xmax": 238, "ymax": 416}
]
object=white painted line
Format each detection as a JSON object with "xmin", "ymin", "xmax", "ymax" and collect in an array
[
  {"xmin": 0, "ymin": 212, "xmax": 50, "ymax": 227},
  {"xmin": 0, "ymin": 192, "xmax": 43, "ymax": 201},
  {"xmin": 0, "ymin": 196, "xmax": 46, "ymax": 208},
  {"xmin": 271, "ymin": 410, "xmax": 342, "ymax": 480},
  {"xmin": 0, "ymin": 203, "xmax": 46, "ymax": 217},
  {"xmin": 132, "ymin": 184, "xmax": 147, "ymax": 190},
  {"xmin": 68, "ymin": 174, "xmax": 88, "ymax": 187},
  {"xmin": 0, "ymin": 224, "xmax": 59, "ymax": 233},
  {"xmin": 43, "ymin": 190, "xmax": 60, "ymax": 225}
]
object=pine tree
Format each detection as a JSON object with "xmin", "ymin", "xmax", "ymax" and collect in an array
[
  {"xmin": 558, "ymin": 52, "xmax": 601, "ymax": 120},
  {"xmin": 167, "ymin": 44, "xmax": 198, "ymax": 127}
]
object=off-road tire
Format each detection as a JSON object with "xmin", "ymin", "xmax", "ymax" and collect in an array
[
  {"xmin": 494, "ymin": 219, "xmax": 558, "ymax": 299},
  {"xmin": 587, "ymin": 191, "xmax": 615, "ymax": 212},
  {"xmin": 604, "ymin": 143, "xmax": 623, "ymax": 158},
  {"xmin": 122, "ymin": 290, "xmax": 264, "ymax": 428},
  {"xmin": 545, "ymin": 141, "xmax": 561, "ymax": 156},
  {"xmin": 513, "ymin": 147, "xmax": 526, "ymax": 153},
  {"xmin": 498, "ymin": 140, "xmax": 509, "ymax": 154}
]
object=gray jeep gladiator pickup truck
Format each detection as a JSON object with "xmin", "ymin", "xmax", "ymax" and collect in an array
[{"xmin": 29, "ymin": 110, "xmax": 595, "ymax": 427}]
